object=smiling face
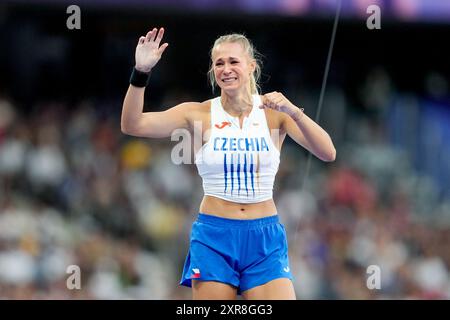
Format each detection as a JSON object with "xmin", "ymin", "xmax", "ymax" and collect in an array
[{"xmin": 211, "ymin": 42, "xmax": 256, "ymax": 94}]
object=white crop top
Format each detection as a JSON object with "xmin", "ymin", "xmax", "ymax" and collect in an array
[{"xmin": 195, "ymin": 94, "xmax": 280, "ymax": 203}]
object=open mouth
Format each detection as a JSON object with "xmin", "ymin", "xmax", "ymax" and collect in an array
[{"xmin": 222, "ymin": 77, "xmax": 237, "ymax": 83}]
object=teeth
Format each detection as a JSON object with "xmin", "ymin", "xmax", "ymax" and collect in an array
[{"xmin": 223, "ymin": 78, "xmax": 236, "ymax": 82}]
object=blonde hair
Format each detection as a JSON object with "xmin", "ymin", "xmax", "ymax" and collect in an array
[{"xmin": 207, "ymin": 33, "xmax": 262, "ymax": 94}]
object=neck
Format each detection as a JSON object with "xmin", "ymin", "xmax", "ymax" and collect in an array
[{"xmin": 221, "ymin": 89, "xmax": 253, "ymax": 117}]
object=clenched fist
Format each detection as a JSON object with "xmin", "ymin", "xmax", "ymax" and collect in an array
[{"xmin": 259, "ymin": 91, "xmax": 303, "ymax": 120}]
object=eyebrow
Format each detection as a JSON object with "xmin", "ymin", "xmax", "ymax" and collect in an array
[{"xmin": 215, "ymin": 57, "xmax": 240, "ymax": 62}]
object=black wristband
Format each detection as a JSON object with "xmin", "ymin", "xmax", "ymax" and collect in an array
[{"xmin": 129, "ymin": 67, "xmax": 151, "ymax": 87}]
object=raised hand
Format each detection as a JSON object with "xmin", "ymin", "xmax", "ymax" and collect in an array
[
  {"xmin": 259, "ymin": 91, "xmax": 302, "ymax": 119},
  {"xmin": 135, "ymin": 27, "xmax": 169, "ymax": 73}
]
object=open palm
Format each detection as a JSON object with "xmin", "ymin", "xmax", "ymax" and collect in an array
[{"xmin": 135, "ymin": 27, "xmax": 169, "ymax": 73}]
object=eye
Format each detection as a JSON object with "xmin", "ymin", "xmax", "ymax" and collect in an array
[
  {"xmin": 215, "ymin": 62, "xmax": 224, "ymax": 66},
  {"xmin": 231, "ymin": 61, "xmax": 239, "ymax": 64}
]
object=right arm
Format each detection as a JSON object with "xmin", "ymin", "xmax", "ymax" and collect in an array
[
  {"xmin": 121, "ymin": 27, "xmax": 191, "ymax": 138},
  {"xmin": 121, "ymin": 86, "xmax": 193, "ymax": 138}
]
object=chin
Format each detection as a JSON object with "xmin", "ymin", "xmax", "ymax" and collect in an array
[{"xmin": 220, "ymin": 84, "xmax": 242, "ymax": 93}]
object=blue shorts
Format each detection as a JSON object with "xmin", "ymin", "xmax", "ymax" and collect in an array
[{"xmin": 180, "ymin": 213, "xmax": 293, "ymax": 294}]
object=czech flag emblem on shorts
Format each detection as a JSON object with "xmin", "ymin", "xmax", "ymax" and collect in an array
[{"xmin": 192, "ymin": 268, "xmax": 201, "ymax": 279}]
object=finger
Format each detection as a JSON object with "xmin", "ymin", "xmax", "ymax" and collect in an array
[
  {"xmin": 158, "ymin": 43, "xmax": 169, "ymax": 55},
  {"xmin": 272, "ymin": 96, "xmax": 284, "ymax": 106},
  {"xmin": 264, "ymin": 93, "xmax": 278, "ymax": 106},
  {"xmin": 264, "ymin": 93, "xmax": 283, "ymax": 110},
  {"xmin": 145, "ymin": 30, "xmax": 152, "ymax": 42},
  {"xmin": 265, "ymin": 92, "xmax": 278, "ymax": 101},
  {"xmin": 263, "ymin": 98, "xmax": 276, "ymax": 110},
  {"xmin": 145, "ymin": 28, "xmax": 157, "ymax": 42},
  {"xmin": 150, "ymin": 27, "xmax": 159, "ymax": 42},
  {"xmin": 263, "ymin": 95, "xmax": 275, "ymax": 108},
  {"xmin": 138, "ymin": 36, "xmax": 146, "ymax": 45},
  {"xmin": 268, "ymin": 99, "xmax": 279, "ymax": 110},
  {"xmin": 271, "ymin": 103, "xmax": 279, "ymax": 111},
  {"xmin": 154, "ymin": 27, "xmax": 165, "ymax": 46}
]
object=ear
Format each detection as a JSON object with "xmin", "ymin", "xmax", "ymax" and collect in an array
[{"xmin": 249, "ymin": 59, "xmax": 256, "ymax": 74}]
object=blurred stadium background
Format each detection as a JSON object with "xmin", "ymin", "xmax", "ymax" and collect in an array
[{"xmin": 0, "ymin": 0, "xmax": 449, "ymax": 299}]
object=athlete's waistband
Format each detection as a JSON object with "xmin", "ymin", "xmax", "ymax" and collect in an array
[{"xmin": 196, "ymin": 213, "xmax": 279, "ymax": 228}]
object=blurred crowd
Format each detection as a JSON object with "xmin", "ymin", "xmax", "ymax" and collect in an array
[{"xmin": 0, "ymin": 68, "xmax": 449, "ymax": 299}]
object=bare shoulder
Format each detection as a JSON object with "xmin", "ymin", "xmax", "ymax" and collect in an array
[
  {"xmin": 185, "ymin": 100, "xmax": 211, "ymax": 116},
  {"xmin": 196, "ymin": 99, "xmax": 212, "ymax": 111},
  {"xmin": 170, "ymin": 101, "xmax": 203, "ymax": 111},
  {"xmin": 169, "ymin": 100, "xmax": 209, "ymax": 116},
  {"xmin": 183, "ymin": 100, "xmax": 211, "ymax": 128},
  {"xmin": 175, "ymin": 100, "xmax": 208, "ymax": 110}
]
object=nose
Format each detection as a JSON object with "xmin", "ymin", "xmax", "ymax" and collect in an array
[{"xmin": 223, "ymin": 63, "xmax": 232, "ymax": 74}]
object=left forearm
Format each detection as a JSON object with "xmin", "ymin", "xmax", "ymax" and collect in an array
[{"xmin": 259, "ymin": 91, "xmax": 336, "ymax": 161}]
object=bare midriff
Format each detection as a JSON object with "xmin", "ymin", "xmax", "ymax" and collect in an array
[{"xmin": 199, "ymin": 195, "xmax": 277, "ymax": 220}]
